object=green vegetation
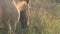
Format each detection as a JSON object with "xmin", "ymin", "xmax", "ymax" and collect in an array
[{"xmin": 56, "ymin": 0, "xmax": 60, "ymax": 3}]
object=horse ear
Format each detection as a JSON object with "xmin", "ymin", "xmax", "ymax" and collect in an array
[
  {"xmin": 26, "ymin": 0, "xmax": 29, "ymax": 3},
  {"xmin": 23, "ymin": 0, "xmax": 29, "ymax": 4}
]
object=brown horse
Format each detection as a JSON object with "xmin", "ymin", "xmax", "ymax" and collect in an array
[
  {"xmin": 0, "ymin": 0, "xmax": 20, "ymax": 34},
  {"xmin": 12, "ymin": 0, "xmax": 30, "ymax": 29}
]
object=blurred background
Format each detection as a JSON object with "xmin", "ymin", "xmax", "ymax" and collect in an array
[{"xmin": 1, "ymin": 0, "xmax": 60, "ymax": 34}]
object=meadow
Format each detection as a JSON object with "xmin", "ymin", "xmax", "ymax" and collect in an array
[{"xmin": 0, "ymin": 0, "xmax": 60, "ymax": 34}]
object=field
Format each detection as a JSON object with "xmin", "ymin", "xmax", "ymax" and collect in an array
[{"xmin": 0, "ymin": 0, "xmax": 60, "ymax": 34}]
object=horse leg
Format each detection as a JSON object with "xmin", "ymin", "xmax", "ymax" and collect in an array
[{"xmin": 3, "ymin": 21, "xmax": 9, "ymax": 34}]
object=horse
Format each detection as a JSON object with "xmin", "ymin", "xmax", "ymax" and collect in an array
[
  {"xmin": 12, "ymin": 0, "xmax": 30, "ymax": 29},
  {"xmin": 0, "ymin": 0, "xmax": 20, "ymax": 34}
]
